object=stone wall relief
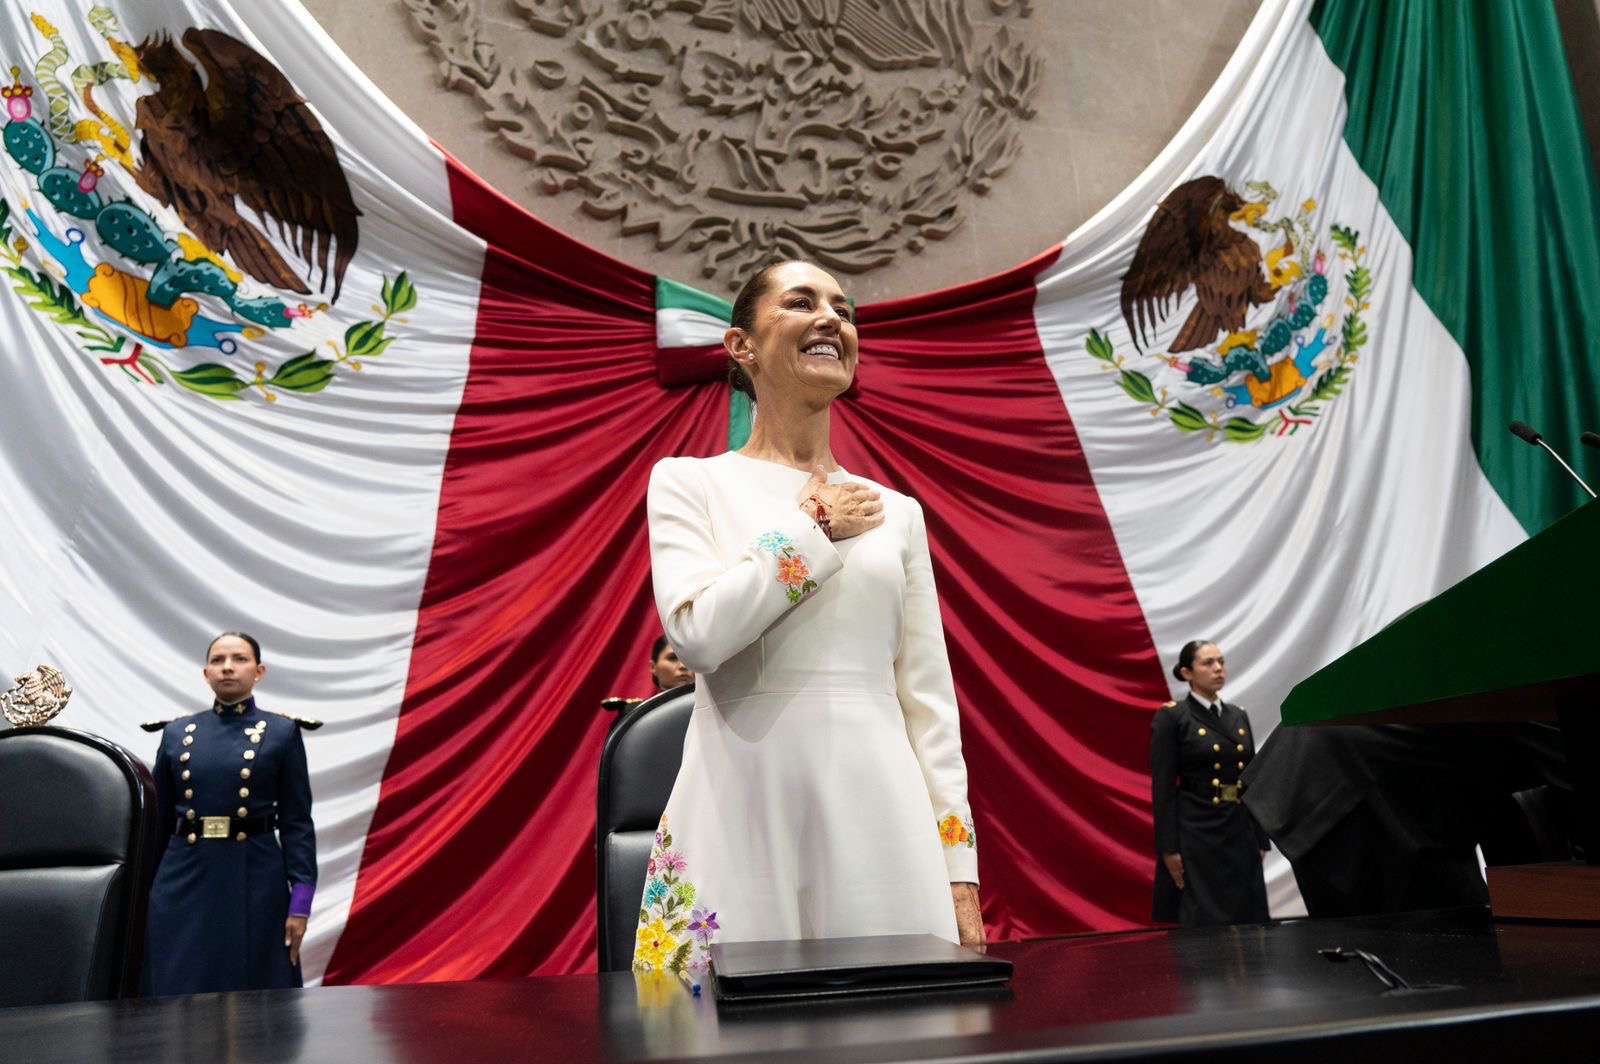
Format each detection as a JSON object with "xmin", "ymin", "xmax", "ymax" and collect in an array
[{"xmin": 405, "ymin": 0, "xmax": 1041, "ymax": 290}]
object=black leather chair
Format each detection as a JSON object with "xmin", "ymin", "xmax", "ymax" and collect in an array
[
  {"xmin": 0, "ymin": 726, "xmax": 161, "ymax": 1006},
  {"xmin": 595, "ymin": 685, "xmax": 694, "ymax": 972}
]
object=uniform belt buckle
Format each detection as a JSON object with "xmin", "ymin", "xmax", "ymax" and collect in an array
[
  {"xmin": 201, "ymin": 816, "xmax": 230, "ymax": 839},
  {"xmin": 1219, "ymin": 783, "xmax": 1241, "ymax": 803}
]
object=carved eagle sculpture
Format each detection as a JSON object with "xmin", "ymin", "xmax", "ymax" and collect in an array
[
  {"xmin": 738, "ymin": 0, "xmax": 946, "ymax": 69},
  {"xmin": 1120, "ymin": 176, "xmax": 1276, "ymax": 354},
  {"xmin": 131, "ymin": 29, "xmax": 360, "ymax": 303}
]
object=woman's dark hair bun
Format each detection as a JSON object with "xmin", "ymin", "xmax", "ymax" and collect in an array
[
  {"xmin": 727, "ymin": 359, "xmax": 756, "ymax": 402},
  {"xmin": 1173, "ymin": 639, "xmax": 1213, "ymax": 682}
]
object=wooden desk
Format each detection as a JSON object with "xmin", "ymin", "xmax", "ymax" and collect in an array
[{"xmin": 4, "ymin": 910, "xmax": 1600, "ymax": 1062}]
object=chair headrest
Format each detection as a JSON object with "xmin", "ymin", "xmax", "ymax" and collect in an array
[
  {"xmin": 599, "ymin": 687, "xmax": 694, "ymax": 831},
  {"xmin": 0, "ymin": 728, "xmax": 143, "ymax": 865}
]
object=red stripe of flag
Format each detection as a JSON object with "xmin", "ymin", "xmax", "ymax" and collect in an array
[{"xmin": 330, "ymin": 161, "xmax": 1167, "ymax": 980}]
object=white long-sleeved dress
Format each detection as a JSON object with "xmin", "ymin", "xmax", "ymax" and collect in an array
[{"xmin": 634, "ymin": 451, "xmax": 978, "ymax": 977}]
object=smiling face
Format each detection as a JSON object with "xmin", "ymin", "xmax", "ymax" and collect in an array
[
  {"xmin": 725, "ymin": 261, "xmax": 858, "ymax": 404},
  {"xmin": 203, "ymin": 635, "xmax": 266, "ymax": 704}
]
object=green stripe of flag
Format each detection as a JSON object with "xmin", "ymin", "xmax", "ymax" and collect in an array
[
  {"xmin": 727, "ymin": 390, "xmax": 753, "ymax": 451},
  {"xmin": 655, "ymin": 276, "xmax": 749, "ymax": 449},
  {"xmin": 656, "ymin": 276, "xmax": 733, "ymax": 321},
  {"xmin": 1311, "ymin": 0, "xmax": 1600, "ymax": 533}
]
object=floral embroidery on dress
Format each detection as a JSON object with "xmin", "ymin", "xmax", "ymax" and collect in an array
[
  {"xmin": 938, "ymin": 812, "xmax": 977, "ymax": 849},
  {"xmin": 753, "ymin": 531, "xmax": 793, "ymax": 554},
  {"xmin": 687, "ymin": 907, "xmax": 720, "ymax": 946},
  {"xmin": 752, "ymin": 530, "xmax": 819, "ymax": 604},
  {"xmin": 634, "ymin": 815, "xmax": 716, "ymax": 977}
]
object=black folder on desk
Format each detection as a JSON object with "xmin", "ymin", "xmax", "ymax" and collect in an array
[{"xmin": 710, "ymin": 934, "xmax": 1012, "ymax": 1003}]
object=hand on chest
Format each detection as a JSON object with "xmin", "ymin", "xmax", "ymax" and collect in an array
[{"xmin": 726, "ymin": 488, "xmax": 910, "ymax": 607}]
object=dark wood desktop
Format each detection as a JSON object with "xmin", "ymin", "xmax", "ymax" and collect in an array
[{"xmin": 5, "ymin": 910, "xmax": 1600, "ymax": 1063}]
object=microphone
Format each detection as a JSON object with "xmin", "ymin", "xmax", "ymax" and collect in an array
[
  {"xmin": 1507, "ymin": 420, "xmax": 1541, "ymax": 445},
  {"xmin": 1582, "ymin": 431, "xmax": 1600, "ymax": 450},
  {"xmin": 1509, "ymin": 421, "xmax": 1597, "ymax": 499}
]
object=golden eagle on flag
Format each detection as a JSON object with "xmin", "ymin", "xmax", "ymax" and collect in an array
[
  {"xmin": 132, "ymin": 27, "xmax": 360, "ymax": 302},
  {"xmin": 1119, "ymin": 175, "xmax": 1278, "ymax": 354}
]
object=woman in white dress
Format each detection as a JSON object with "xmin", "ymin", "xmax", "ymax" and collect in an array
[{"xmin": 634, "ymin": 260, "xmax": 982, "ymax": 977}]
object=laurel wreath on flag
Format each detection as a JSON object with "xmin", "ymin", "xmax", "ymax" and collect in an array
[
  {"xmin": 2, "ymin": 198, "xmax": 419, "ymax": 402},
  {"xmin": 0, "ymin": 197, "xmax": 123, "ymax": 350},
  {"xmin": 1085, "ymin": 225, "xmax": 1371, "ymax": 443},
  {"xmin": 120, "ymin": 272, "xmax": 418, "ymax": 403}
]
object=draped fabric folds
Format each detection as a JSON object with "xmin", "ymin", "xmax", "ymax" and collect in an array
[
  {"xmin": 3, "ymin": 0, "xmax": 1596, "ymax": 984},
  {"xmin": 836, "ymin": 260, "xmax": 1169, "ymax": 935},
  {"xmin": 327, "ymin": 184, "xmax": 1167, "ymax": 978},
  {"xmin": 326, "ymin": 168, "xmax": 728, "ymax": 980},
  {"xmin": 1310, "ymin": 0, "xmax": 1600, "ymax": 534}
]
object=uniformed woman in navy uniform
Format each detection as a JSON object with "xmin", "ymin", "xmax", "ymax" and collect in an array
[
  {"xmin": 1150, "ymin": 640, "xmax": 1269, "ymax": 926},
  {"xmin": 141, "ymin": 632, "xmax": 317, "ymax": 995}
]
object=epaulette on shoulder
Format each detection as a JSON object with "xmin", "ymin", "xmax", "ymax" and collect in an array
[
  {"xmin": 270, "ymin": 711, "xmax": 323, "ymax": 730},
  {"xmin": 1159, "ymin": 701, "xmax": 1178, "ymax": 710},
  {"xmin": 139, "ymin": 716, "xmax": 181, "ymax": 732}
]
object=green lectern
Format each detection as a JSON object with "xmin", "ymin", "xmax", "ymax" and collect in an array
[{"xmin": 1280, "ymin": 501, "xmax": 1600, "ymax": 919}]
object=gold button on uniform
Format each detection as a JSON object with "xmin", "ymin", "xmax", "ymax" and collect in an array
[
  {"xmin": 240, "ymin": 768, "xmax": 251, "ymax": 779},
  {"xmin": 1211, "ymin": 778, "xmax": 1220, "ymax": 787},
  {"xmin": 1212, "ymin": 743, "xmax": 1221, "ymax": 753},
  {"xmin": 237, "ymin": 806, "xmax": 248, "ymax": 817},
  {"xmin": 1236, "ymin": 743, "xmax": 1245, "ymax": 752},
  {"xmin": 1238, "ymin": 728, "xmax": 1247, "ymax": 736},
  {"xmin": 181, "ymin": 770, "xmax": 191, "ymax": 781},
  {"xmin": 183, "ymin": 789, "xmax": 193, "ymax": 800},
  {"xmin": 250, "ymin": 734, "xmax": 261, "ymax": 744},
  {"xmin": 186, "ymin": 833, "xmax": 197, "ymax": 845},
  {"xmin": 1197, "ymin": 728, "xmax": 1207, "ymax": 736},
  {"xmin": 185, "ymin": 809, "xmax": 196, "ymax": 821},
  {"xmin": 239, "ymin": 787, "xmax": 250, "ymax": 798},
  {"xmin": 236, "ymin": 832, "xmax": 247, "ymax": 842},
  {"xmin": 1212, "ymin": 796, "xmax": 1220, "ymax": 805},
  {"xmin": 243, "ymin": 750, "xmax": 255, "ymax": 761},
  {"xmin": 1213, "ymin": 762, "xmax": 1222, "ymax": 770},
  {"xmin": 182, "ymin": 735, "xmax": 193, "ymax": 746},
  {"xmin": 180, "ymin": 752, "xmax": 190, "ymax": 762},
  {"xmin": 184, "ymin": 723, "xmax": 196, "ymax": 733},
  {"xmin": 1238, "ymin": 761, "xmax": 1245, "ymax": 770}
]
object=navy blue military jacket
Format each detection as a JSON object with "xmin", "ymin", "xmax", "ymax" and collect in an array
[
  {"xmin": 143, "ymin": 697, "xmax": 316, "ymax": 996},
  {"xmin": 1151, "ymin": 694, "xmax": 1269, "ymax": 852},
  {"xmin": 1150, "ymin": 695, "xmax": 1270, "ymax": 925}
]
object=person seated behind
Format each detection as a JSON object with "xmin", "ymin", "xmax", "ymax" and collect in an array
[
  {"xmin": 649, "ymin": 635, "xmax": 694, "ymax": 693},
  {"xmin": 601, "ymin": 637, "xmax": 694, "ymax": 729}
]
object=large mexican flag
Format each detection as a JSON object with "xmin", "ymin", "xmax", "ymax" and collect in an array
[{"xmin": 0, "ymin": 0, "xmax": 1593, "ymax": 984}]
